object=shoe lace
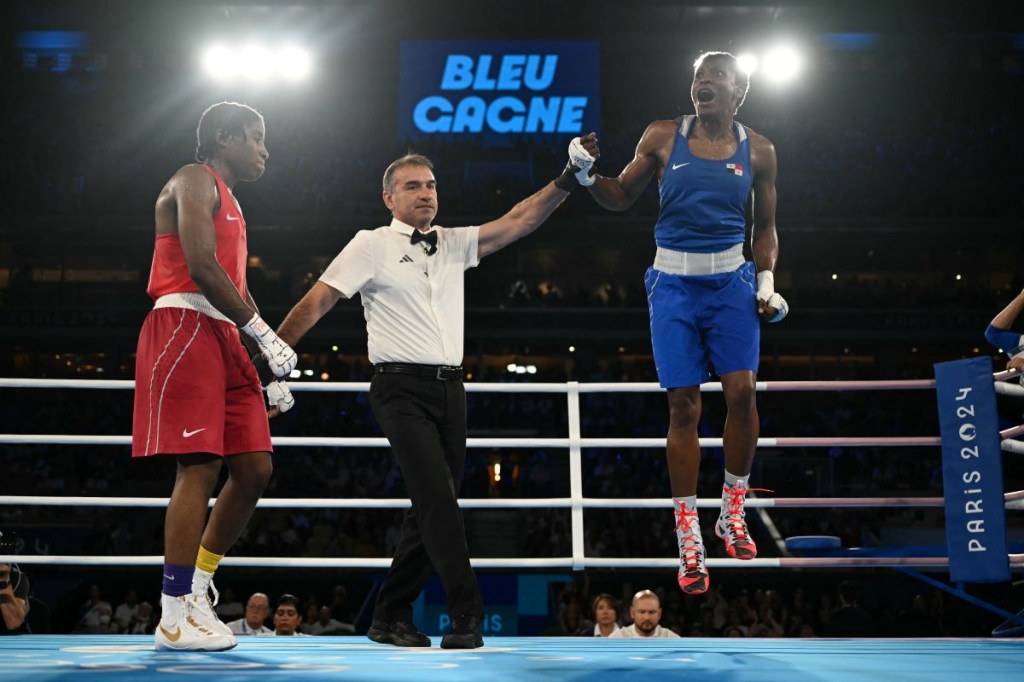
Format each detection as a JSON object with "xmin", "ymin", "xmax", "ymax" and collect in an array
[
  {"xmin": 721, "ymin": 486, "xmax": 772, "ymax": 541},
  {"xmin": 207, "ymin": 578, "xmax": 220, "ymax": 608},
  {"xmin": 674, "ymin": 507, "xmax": 703, "ymax": 571}
]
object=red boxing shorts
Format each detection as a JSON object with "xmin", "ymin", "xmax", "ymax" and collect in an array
[{"xmin": 132, "ymin": 307, "xmax": 272, "ymax": 457}]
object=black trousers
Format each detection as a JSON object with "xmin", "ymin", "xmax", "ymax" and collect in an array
[{"xmin": 368, "ymin": 372, "xmax": 483, "ymax": 622}]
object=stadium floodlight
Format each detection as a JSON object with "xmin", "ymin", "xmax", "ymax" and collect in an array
[
  {"xmin": 201, "ymin": 45, "xmax": 237, "ymax": 80},
  {"xmin": 239, "ymin": 44, "xmax": 274, "ymax": 82},
  {"xmin": 278, "ymin": 46, "xmax": 312, "ymax": 81},
  {"xmin": 200, "ymin": 43, "xmax": 312, "ymax": 83},
  {"xmin": 736, "ymin": 52, "xmax": 759, "ymax": 76},
  {"xmin": 762, "ymin": 45, "xmax": 803, "ymax": 84}
]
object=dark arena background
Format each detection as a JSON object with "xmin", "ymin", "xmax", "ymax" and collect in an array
[{"xmin": 1, "ymin": 0, "xmax": 1023, "ymax": 680}]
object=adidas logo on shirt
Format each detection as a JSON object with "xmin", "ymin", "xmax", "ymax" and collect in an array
[{"xmin": 399, "ymin": 254, "xmax": 414, "ymax": 263}]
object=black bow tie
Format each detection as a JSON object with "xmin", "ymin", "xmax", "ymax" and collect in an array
[{"xmin": 410, "ymin": 230, "xmax": 438, "ymax": 255}]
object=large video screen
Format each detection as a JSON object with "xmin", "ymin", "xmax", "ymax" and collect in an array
[{"xmin": 399, "ymin": 40, "xmax": 600, "ymax": 142}]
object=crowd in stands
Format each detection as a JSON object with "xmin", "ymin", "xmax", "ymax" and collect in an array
[
  {"xmin": 544, "ymin": 576, "xmax": 969, "ymax": 638},
  {"xmin": 51, "ymin": 572, "xmax": 978, "ymax": 638}
]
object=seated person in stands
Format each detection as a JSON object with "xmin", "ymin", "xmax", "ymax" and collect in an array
[
  {"xmin": 272, "ymin": 594, "xmax": 308, "ymax": 636},
  {"xmin": 608, "ymin": 590, "xmax": 680, "ymax": 638},
  {"xmin": 227, "ymin": 592, "xmax": 273, "ymax": 636}
]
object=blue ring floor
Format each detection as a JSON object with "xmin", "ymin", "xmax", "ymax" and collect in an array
[{"xmin": 2, "ymin": 635, "xmax": 1022, "ymax": 682}]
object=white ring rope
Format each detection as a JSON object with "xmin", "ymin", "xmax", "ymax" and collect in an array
[
  {"xmin": 0, "ymin": 378, "xmax": 942, "ymax": 392},
  {"xmin": 0, "ymin": 435, "xmax": 948, "ymax": 447},
  {"xmin": 0, "ymin": 494, "xmax": 969, "ymax": 509},
  {"xmin": 1, "ymin": 554, "xmax": 1022, "ymax": 570},
  {"xmin": 2, "ymin": 376, "xmax": 1021, "ymax": 572}
]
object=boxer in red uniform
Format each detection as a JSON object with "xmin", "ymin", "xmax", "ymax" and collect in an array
[{"xmin": 132, "ymin": 101, "xmax": 297, "ymax": 651}]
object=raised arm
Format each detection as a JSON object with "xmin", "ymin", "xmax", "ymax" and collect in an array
[
  {"xmin": 582, "ymin": 122, "xmax": 671, "ymax": 211},
  {"xmin": 476, "ymin": 181, "xmax": 572, "ymax": 260},
  {"xmin": 984, "ymin": 288, "xmax": 1024, "ymax": 372},
  {"xmin": 989, "ymin": 289, "xmax": 1024, "ymax": 331}
]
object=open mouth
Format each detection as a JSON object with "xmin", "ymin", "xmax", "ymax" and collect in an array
[{"xmin": 697, "ymin": 88, "xmax": 715, "ymax": 103}]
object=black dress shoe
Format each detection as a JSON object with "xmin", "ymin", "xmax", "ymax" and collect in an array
[
  {"xmin": 367, "ymin": 620, "xmax": 431, "ymax": 647},
  {"xmin": 440, "ymin": 615, "xmax": 484, "ymax": 649}
]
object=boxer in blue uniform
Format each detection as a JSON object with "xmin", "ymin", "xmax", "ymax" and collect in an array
[{"xmin": 564, "ymin": 51, "xmax": 787, "ymax": 594}]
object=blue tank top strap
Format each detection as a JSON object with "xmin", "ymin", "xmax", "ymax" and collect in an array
[{"xmin": 654, "ymin": 117, "xmax": 753, "ymax": 254}]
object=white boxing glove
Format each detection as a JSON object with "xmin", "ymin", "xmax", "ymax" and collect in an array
[
  {"xmin": 756, "ymin": 270, "xmax": 789, "ymax": 323},
  {"xmin": 240, "ymin": 313, "xmax": 297, "ymax": 377},
  {"xmin": 567, "ymin": 137, "xmax": 596, "ymax": 186},
  {"xmin": 266, "ymin": 380, "xmax": 295, "ymax": 414}
]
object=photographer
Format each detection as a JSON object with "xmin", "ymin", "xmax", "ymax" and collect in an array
[{"xmin": 0, "ymin": 562, "xmax": 29, "ymax": 635}]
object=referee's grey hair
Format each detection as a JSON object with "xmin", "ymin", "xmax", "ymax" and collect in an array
[{"xmin": 383, "ymin": 154, "xmax": 434, "ymax": 193}]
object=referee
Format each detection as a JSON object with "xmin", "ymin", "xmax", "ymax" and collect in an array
[{"xmin": 272, "ymin": 152, "xmax": 588, "ymax": 649}]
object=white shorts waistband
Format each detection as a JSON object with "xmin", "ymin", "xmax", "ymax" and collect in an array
[
  {"xmin": 653, "ymin": 244, "xmax": 745, "ymax": 276},
  {"xmin": 153, "ymin": 292, "xmax": 233, "ymax": 323}
]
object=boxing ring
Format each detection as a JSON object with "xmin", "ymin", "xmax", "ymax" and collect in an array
[{"xmin": 1, "ymin": 372, "xmax": 1023, "ymax": 681}]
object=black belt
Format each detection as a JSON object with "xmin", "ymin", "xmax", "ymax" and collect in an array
[{"xmin": 374, "ymin": 363, "xmax": 463, "ymax": 381}]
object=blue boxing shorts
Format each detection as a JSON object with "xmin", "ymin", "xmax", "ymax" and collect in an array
[{"xmin": 645, "ymin": 260, "xmax": 759, "ymax": 389}]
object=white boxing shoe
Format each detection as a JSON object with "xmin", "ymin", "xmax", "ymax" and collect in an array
[
  {"xmin": 155, "ymin": 594, "xmax": 237, "ymax": 651},
  {"xmin": 191, "ymin": 571, "xmax": 235, "ymax": 637}
]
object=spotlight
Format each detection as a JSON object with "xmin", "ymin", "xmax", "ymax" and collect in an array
[
  {"xmin": 736, "ymin": 52, "xmax": 759, "ymax": 75},
  {"xmin": 240, "ymin": 44, "xmax": 274, "ymax": 82},
  {"xmin": 200, "ymin": 43, "xmax": 313, "ymax": 83},
  {"xmin": 278, "ymin": 46, "xmax": 312, "ymax": 81},
  {"xmin": 201, "ymin": 45, "xmax": 237, "ymax": 80},
  {"xmin": 762, "ymin": 45, "xmax": 803, "ymax": 84}
]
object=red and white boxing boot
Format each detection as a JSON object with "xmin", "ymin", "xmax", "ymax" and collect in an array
[
  {"xmin": 715, "ymin": 484, "xmax": 769, "ymax": 560},
  {"xmin": 674, "ymin": 502, "xmax": 709, "ymax": 595}
]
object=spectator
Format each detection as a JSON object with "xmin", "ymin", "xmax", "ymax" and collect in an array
[
  {"xmin": 590, "ymin": 594, "xmax": 621, "ymax": 637},
  {"xmin": 328, "ymin": 585, "xmax": 355, "ymax": 624},
  {"xmin": 227, "ymin": 592, "xmax": 273, "ymax": 636},
  {"xmin": 272, "ymin": 594, "xmax": 307, "ymax": 636},
  {"xmin": 112, "ymin": 588, "xmax": 140, "ymax": 633},
  {"xmin": 892, "ymin": 594, "xmax": 942, "ymax": 637},
  {"xmin": 309, "ymin": 605, "xmax": 354, "ymax": 635},
  {"xmin": 559, "ymin": 602, "xmax": 593, "ymax": 636},
  {"xmin": 126, "ymin": 602, "xmax": 156, "ymax": 635},
  {"xmin": 608, "ymin": 590, "xmax": 680, "ymax": 638},
  {"xmin": 299, "ymin": 601, "xmax": 320, "ymax": 634},
  {"xmin": 75, "ymin": 584, "xmax": 113, "ymax": 634},
  {"xmin": 213, "ymin": 587, "xmax": 244, "ymax": 622},
  {"xmin": 823, "ymin": 581, "xmax": 873, "ymax": 637}
]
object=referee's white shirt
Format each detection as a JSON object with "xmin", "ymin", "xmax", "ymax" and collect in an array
[
  {"xmin": 319, "ymin": 218, "xmax": 480, "ymax": 366},
  {"xmin": 607, "ymin": 623, "xmax": 680, "ymax": 638}
]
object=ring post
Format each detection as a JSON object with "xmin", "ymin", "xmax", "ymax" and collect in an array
[{"xmin": 566, "ymin": 381, "xmax": 585, "ymax": 571}]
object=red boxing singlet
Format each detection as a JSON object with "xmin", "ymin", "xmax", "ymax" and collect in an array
[{"xmin": 146, "ymin": 165, "xmax": 248, "ymax": 300}]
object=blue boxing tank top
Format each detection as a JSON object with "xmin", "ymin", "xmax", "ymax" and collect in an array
[{"xmin": 654, "ymin": 115, "xmax": 753, "ymax": 253}]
